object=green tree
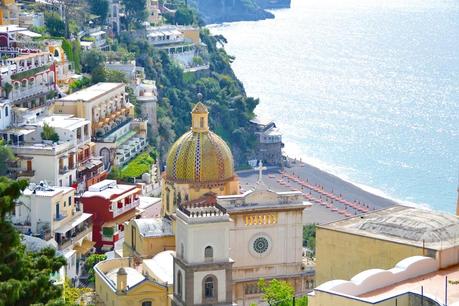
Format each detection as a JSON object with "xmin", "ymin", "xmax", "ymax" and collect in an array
[
  {"xmin": 2, "ymin": 82, "xmax": 12, "ymax": 99},
  {"xmin": 61, "ymin": 38, "xmax": 74, "ymax": 63},
  {"xmin": 105, "ymin": 69, "xmax": 128, "ymax": 83},
  {"xmin": 45, "ymin": 12, "xmax": 66, "ymax": 37},
  {"xmin": 303, "ymin": 224, "xmax": 316, "ymax": 257},
  {"xmin": 0, "ymin": 140, "xmax": 13, "ymax": 176},
  {"xmin": 0, "ymin": 177, "xmax": 67, "ymax": 306},
  {"xmin": 175, "ymin": 5, "xmax": 195, "ymax": 25},
  {"xmin": 258, "ymin": 278, "xmax": 294, "ymax": 306},
  {"xmin": 41, "ymin": 123, "xmax": 60, "ymax": 143},
  {"xmin": 85, "ymin": 254, "xmax": 107, "ymax": 283},
  {"xmin": 90, "ymin": 65, "xmax": 107, "ymax": 83},
  {"xmin": 72, "ymin": 40, "xmax": 81, "ymax": 73},
  {"xmin": 122, "ymin": 0, "xmax": 147, "ymax": 28},
  {"xmin": 89, "ymin": 0, "xmax": 109, "ymax": 22},
  {"xmin": 81, "ymin": 49, "xmax": 106, "ymax": 74}
]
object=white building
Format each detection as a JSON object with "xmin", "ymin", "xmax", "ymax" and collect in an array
[
  {"xmin": 12, "ymin": 182, "xmax": 94, "ymax": 280},
  {"xmin": 135, "ymin": 79, "xmax": 158, "ymax": 133},
  {"xmin": 19, "ymin": 12, "xmax": 45, "ymax": 28},
  {"xmin": 172, "ymin": 202, "xmax": 234, "ymax": 306},
  {"xmin": 4, "ymin": 114, "xmax": 91, "ymax": 187},
  {"xmin": 53, "ymin": 83, "xmax": 148, "ymax": 168}
]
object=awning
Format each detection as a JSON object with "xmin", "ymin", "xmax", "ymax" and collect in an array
[
  {"xmin": 74, "ymin": 239, "xmax": 95, "ymax": 254},
  {"xmin": 54, "ymin": 213, "xmax": 92, "ymax": 234}
]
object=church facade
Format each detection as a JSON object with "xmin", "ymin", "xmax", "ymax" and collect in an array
[
  {"xmin": 160, "ymin": 102, "xmax": 312, "ymax": 305},
  {"xmin": 218, "ymin": 188, "xmax": 313, "ymax": 305}
]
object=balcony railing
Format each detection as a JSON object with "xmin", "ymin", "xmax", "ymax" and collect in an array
[
  {"xmin": 10, "ymin": 86, "xmax": 50, "ymax": 103},
  {"xmin": 58, "ymin": 225, "xmax": 93, "ymax": 250},
  {"xmin": 94, "ymin": 117, "xmax": 132, "ymax": 141},
  {"xmin": 112, "ymin": 199, "xmax": 140, "ymax": 218}
]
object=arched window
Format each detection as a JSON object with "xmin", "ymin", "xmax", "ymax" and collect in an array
[
  {"xmin": 141, "ymin": 302, "xmax": 152, "ymax": 306},
  {"xmin": 203, "ymin": 275, "xmax": 217, "ymax": 300},
  {"xmin": 5, "ymin": 106, "xmax": 8, "ymax": 117},
  {"xmin": 204, "ymin": 246, "xmax": 213, "ymax": 260},
  {"xmin": 177, "ymin": 271, "xmax": 183, "ymax": 298}
]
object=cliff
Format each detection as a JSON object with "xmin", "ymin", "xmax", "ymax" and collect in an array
[
  {"xmin": 189, "ymin": 0, "xmax": 274, "ymax": 24},
  {"xmin": 255, "ymin": 0, "xmax": 291, "ymax": 9}
]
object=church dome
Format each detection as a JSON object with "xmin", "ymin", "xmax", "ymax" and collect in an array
[{"xmin": 165, "ymin": 103, "xmax": 235, "ymax": 183}]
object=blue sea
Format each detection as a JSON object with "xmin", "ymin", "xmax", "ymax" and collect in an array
[{"xmin": 209, "ymin": 0, "xmax": 459, "ymax": 213}]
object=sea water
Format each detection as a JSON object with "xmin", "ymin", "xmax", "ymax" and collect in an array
[{"xmin": 209, "ymin": 0, "xmax": 459, "ymax": 212}]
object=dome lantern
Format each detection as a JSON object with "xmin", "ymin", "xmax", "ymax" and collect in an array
[{"xmin": 191, "ymin": 102, "xmax": 209, "ymax": 133}]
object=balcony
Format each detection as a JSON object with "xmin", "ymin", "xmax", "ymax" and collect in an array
[
  {"xmin": 9, "ymin": 168, "xmax": 35, "ymax": 179},
  {"xmin": 57, "ymin": 224, "xmax": 93, "ymax": 250},
  {"xmin": 9, "ymin": 85, "xmax": 50, "ymax": 103},
  {"xmin": 112, "ymin": 199, "xmax": 140, "ymax": 218},
  {"xmin": 94, "ymin": 117, "xmax": 132, "ymax": 142}
]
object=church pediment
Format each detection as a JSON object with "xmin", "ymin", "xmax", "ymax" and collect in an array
[{"xmin": 245, "ymin": 189, "xmax": 279, "ymax": 205}]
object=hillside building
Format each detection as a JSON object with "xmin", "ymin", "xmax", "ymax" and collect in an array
[
  {"xmin": 0, "ymin": 0, "xmax": 19, "ymax": 25},
  {"xmin": 94, "ymin": 254, "xmax": 172, "ymax": 306},
  {"xmin": 53, "ymin": 82, "xmax": 148, "ymax": 168},
  {"xmin": 123, "ymin": 217, "xmax": 175, "ymax": 259},
  {"xmin": 309, "ymin": 256, "xmax": 459, "ymax": 306},
  {"xmin": 80, "ymin": 180, "xmax": 141, "ymax": 251},
  {"xmin": 12, "ymin": 182, "xmax": 94, "ymax": 280},
  {"xmin": 315, "ymin": 205, "xmax": 459, "ymax": 285}
]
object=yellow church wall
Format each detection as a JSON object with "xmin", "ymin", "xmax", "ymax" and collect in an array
[
  {"xmin": 161, "ymin": 180, "xmax": 238, "ymax": 216},
  {"xmin": 123, "ymin": 221, "xmax": 175, "ymax": 258},
  {"xmin": 309, "ymin": 291, "xmax": 410, "ymax": 306},
  {"xmin": 315, "ymin": 228, "xmax": 427, "ymax": 285},
  {"xmin": 95, "ymin": 258, "xmax": 170, "ymax": 306}
]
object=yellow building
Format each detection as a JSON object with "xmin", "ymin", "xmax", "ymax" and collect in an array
[
  {"xmin": 315, "ymin": 205, "xmax": 459, "ymax": 286},
  {"xmin": 95, "ymin": 255, "xmax": 174, "ymax": 306},
  {"xmin": 161, "ymin": 102, "xmax": 239, "ymax": 216},
  {"xmin": 0, "ymin": 0, "xmax": 19, "ymax": 25},
  {"xmin": 123, "ymin": 218, "xmax": 175, "ymax": 259},
  {"xmin": 309, "ymin": 256, "xmax": 459, "ymax": 306}
]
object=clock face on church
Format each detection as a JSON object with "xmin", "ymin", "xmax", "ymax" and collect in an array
[{"xmin": 249, "ymin": 234, "xmax": 272, "ymax": 257}]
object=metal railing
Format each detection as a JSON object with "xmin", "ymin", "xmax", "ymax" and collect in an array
[
  {"xmin": 58, "ymin": 225, "xmax": 92, "ymax": 250},
  {"xmin": 112, "ymin": 199, "xmax": 140, "ymax": 218}
]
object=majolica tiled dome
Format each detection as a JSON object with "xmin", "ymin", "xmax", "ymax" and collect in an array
[{"xmin": 165, "ymin": 103, "xmax": 235, "ymax": 183}]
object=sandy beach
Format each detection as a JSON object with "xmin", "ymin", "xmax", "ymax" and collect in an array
[{"xmin": 237, "ymin": 158, "xmax": 398, "ymax": 225}]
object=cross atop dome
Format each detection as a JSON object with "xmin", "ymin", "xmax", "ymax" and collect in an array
[{"xmin": 191, "ymin": 102, "xmax": 209, "ymax": 132}]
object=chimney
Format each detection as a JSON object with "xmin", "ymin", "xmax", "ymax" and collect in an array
[{"xmin": 116, "ymin": 267, "xmax": 128, "ymax": 292}]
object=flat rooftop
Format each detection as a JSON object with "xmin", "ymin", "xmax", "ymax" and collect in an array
[
  {"xmin": 56, "ymin": 83, "xmax": 124, "ymax": 102},
  {"xmin": 319, "ymin": 205, "xmax": 459, "ymax": 250},
  {"xmin": 23, "ymin": 184, "xmax": 74, "ymax": 197},
  {"xmin": 360, "ymin": 264, "xmax": 459, "ymax": 305},
  {"xmin": 41, "ymin": 115, "xmax": 90, "ymax": 130},
  {"xmin": 83, "ymin": 180, "xmax": 138, "ymax": 200}
]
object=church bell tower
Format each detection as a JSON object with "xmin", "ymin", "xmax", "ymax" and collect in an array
[{"xmin": 171, "ymin": 201, "xmax": 234, "ymax": 306}]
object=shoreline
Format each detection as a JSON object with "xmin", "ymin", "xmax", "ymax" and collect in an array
[{"xmin": 237, "ymin": 156, "xmax": 400, "ymax": 224}]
